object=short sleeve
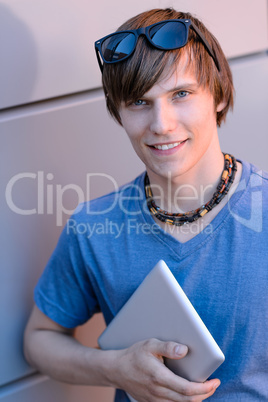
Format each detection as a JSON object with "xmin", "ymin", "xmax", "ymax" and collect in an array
[{"xmin": 34, "ymin": 221, "xmax": 100, "ymax": 328}]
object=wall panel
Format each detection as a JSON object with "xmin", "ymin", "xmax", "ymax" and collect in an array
[
  {"xmin": 0, "ymin": 373, "xmax": 113, "ymax": 402},
  {"xmin": 219, "ymin": 54, "xmax": 268, "ymax": 170},
  {"xmin": 1, "ymin": 93, "xmax": 143, "ymax": 386},
  {"xmin": 0, "ymin": 0, "xmax": 267, "ymax": 109}
]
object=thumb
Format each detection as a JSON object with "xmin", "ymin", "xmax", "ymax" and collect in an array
[
  {"xmin": 153, "ymin": 340, "xmax": 188, "ymax": 360},
  {"xmin": 173, "ymin": 343, "xmax": 188, "ymax": 359}
]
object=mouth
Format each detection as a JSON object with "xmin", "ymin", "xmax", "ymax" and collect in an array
[{"xmin": 150, "ymin": 140, "xmax": 187, "ymax": 150}]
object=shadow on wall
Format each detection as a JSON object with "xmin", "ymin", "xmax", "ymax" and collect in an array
[
  {"xmin": 0, "ymin": 2, "xmax": 38, "ymax": 387},
  {"xmin": 0, "ymin": 3, "xmax": 37, "ymax": 109}
]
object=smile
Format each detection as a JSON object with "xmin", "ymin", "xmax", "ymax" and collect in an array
[{"xmin": 152, "ymin": 140, "xmax": 186, "ymax": 150}]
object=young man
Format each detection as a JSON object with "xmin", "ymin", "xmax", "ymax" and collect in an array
[{"xmin": 24, "ymin": 8, "xmax": 268, "ymax": 401}]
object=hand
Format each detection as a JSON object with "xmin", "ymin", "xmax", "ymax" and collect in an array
[{"xmin": 111, "ymin": 338, "xmax": 221, "ymax": 401}]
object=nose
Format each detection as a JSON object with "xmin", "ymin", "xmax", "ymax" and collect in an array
[{"xmin": 149, "ymin": 101, "xmax": 177, "ymax": 135}]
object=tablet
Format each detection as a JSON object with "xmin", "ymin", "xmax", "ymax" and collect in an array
[{"xmin": 98, "ymin": 260, "xmax": 224, "ymax": 393}]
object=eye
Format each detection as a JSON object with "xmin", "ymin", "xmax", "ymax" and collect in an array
[
  {"xmin": 174, "ymin": 91, "xmax": 189, "ymax": 99},
  {"xmin": 133, "ymin": 99, "xmax": 146, "ymax": 106}
]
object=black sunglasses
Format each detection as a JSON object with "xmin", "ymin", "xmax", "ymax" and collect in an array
[{"xmin": 95, "ymin": 19, "xmax": 220, "ymax": 73}]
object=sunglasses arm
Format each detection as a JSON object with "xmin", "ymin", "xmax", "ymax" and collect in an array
[
  {"xmin": 95, "ymin": 47, "xmax": 104, "ymax": 73},
  {"xmin": 190, "ymin": 23, "xmax": 221, "ymax": 72}
]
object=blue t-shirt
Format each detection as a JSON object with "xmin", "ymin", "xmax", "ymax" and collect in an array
[{"xmin": 35, "ymin": 160, "xmax": 268, "ymax": 401}]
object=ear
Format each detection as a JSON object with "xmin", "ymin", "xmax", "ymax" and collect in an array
[{"xmin": 216, "ymin": 100, "xmax": 227, "ymax": 113}]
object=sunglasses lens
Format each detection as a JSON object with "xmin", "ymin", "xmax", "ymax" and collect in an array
[
  {"xmin": 149, "ymin": 21, "xmax": 187, "ymax": 49},
  {"xmin": 101, "ymin": 32, "xmax": 136, "ymax": 62}
]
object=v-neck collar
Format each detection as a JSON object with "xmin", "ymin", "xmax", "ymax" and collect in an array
[{"xmin": 138, "ymin": 159, "xmax": 249, "ymax": 258}]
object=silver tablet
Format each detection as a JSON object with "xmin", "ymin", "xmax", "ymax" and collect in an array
[{"xmin": 98, "ymin": 260, "xmax": 224, "ymax": 396}]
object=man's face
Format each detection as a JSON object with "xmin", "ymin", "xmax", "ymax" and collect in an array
[{"xmin": 119, "ymin": 57, "xmax": 225, "ymax": 184}]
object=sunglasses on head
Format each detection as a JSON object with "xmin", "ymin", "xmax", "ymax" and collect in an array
[{"xmin": 95, "ymin": 19, "xmax": 220, "ymax": 73}]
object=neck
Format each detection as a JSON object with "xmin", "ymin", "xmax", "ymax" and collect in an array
[{"xmin": 146, "ymin": 149, "xmax": 224, "ymax": 213}]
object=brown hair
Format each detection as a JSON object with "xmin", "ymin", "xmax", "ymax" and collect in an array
[{"xmin": 101, "ymin": 8, "xmax": 234, "ymax": 127}]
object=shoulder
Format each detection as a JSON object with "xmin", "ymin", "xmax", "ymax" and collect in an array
[
  {"xmin": 241, "ymin": 160, "xmax": 268, "ymax": 192},
  {"xmin": 71, "ymin": 172, "xmax": 146, "ymax": 223},
  {"xmin": 244, "ymin": 159, "xmax": 268, "ymax": 176},
  {"xmin": 231, "ymin": 160, "xmax": 268, "ymax": 233},
  {"xmin": 250, "ymin": 166, "xmax": 268, "ymax": 184}
]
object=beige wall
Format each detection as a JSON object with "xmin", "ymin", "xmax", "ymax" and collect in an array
[
  {"xmin": 1, "ymin": 0, "xmax": 267, "ymax": 109},
  {"xmin": 1, "ymin": 1, "xmax": 267, "ymax": 400}
]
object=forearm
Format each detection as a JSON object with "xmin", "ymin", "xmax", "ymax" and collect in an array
[
  {"xmin": 24, "ymin": 307, "xmax": 221, "ymax": 400},
  {"xmin": 24, "ymin": 328, "xmax": 117, "ymax": 387}
]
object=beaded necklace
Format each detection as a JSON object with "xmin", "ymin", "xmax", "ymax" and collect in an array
[{"xmin": 145, "ymin": 153, "xmax": 237, "ymax": 226}]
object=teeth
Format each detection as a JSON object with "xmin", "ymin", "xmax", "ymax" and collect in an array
[{"xmin": 154, "ymin": 142, "xmax": 181, "ymax": 150}]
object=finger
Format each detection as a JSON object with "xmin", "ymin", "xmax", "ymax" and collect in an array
[
  {"xmin": 148, "ymin": 381, "xmax": 219, "ymax": 401},
  {"xmin": 144, "ymin": 339, "xmax": 221, "ymax": 397},
  {"xmin": 145, "ymin": 361, "xmax": 221, "ymax": 399},
  {"xmin": 201, "ymin": 384, "xmax": 220, "ymax": 401},
  {"xmin": 133, "ymin": 339, "xmax": 220, "ymax": 401},
  {"xmin": 145, "ymin": 338, "xmax": 188, "ymax": 360},
  {"xmin": 168, "ymin": 377, "xmax": 221, "ymax": 399}
]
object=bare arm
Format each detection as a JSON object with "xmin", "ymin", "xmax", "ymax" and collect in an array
[
  {"xmin": 24, "ymin": 305, "xmax": 220, "ymax": 401},
  {"xmin": 23, "ymin": 304, "xmax": 117, "ymax": 386}
]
